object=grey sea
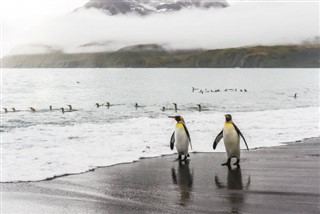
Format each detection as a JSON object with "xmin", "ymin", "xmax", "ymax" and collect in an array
[{"xmin": 1, "ymin": 68, "xmax": 319, "ymax": 182}]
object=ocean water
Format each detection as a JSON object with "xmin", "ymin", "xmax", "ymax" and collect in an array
[{"xmin": 1, "ymin": 68, "xmax": 319, "ymax": 182}]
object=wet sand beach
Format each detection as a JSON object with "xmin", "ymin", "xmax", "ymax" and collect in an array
[{"xmin": 1, "ymin": 137, "xmax": 320, "ymax": 213}]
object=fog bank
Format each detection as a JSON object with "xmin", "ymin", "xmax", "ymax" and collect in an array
[{"xmin": 2, "ymin": 1, "xmax": 319, "ymax": 55}]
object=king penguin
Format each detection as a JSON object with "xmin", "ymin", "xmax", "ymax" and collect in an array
[
  {"xmin": 169, "ymin": 116, "xmax": 192, "ymax": 161},
  {"xmin": 213, "ymin": 114, "xmax": 249, "ymax": 166}
]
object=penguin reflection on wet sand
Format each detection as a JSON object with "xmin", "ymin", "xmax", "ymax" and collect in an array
[
  {"xmin": 171, "ymin": 161, "xmax": 193, "ymax": 205},
  {"xmin": 213, "ymin": 114, "xmax": 249, "ymax": 166},
  {"xmin": 214, "ymin": 166, "xmax": 251, "ymax": 212},
  {"xmin": 169, "ymin": 116, "xmax": 192, "ymax": 161}
]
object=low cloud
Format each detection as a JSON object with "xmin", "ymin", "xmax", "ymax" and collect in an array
[{"xmin": 3, "ymin": 1, "xmax": 319, "ymax": 55}]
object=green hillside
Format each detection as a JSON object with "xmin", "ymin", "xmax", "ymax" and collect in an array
[{"xmin": 2, "ymin": 45, "xmax": 319, "ymax": 68}]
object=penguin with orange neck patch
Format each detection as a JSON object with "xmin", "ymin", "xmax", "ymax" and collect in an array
[
  {"xmin": 169, "ymin": 116, "xmax": 192, "ymax": 161},
  {"xmin": 213, "ymin": 114, "xmax": 249, "ymax": 166}
]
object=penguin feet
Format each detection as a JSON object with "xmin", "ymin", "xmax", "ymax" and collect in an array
[
  {"xmin": 221, "ymin": 158, "xmax": 231, "ymax": 166},
  {"xmin": 183, "ymin": 155, "xmax": 188, "ymax": 161},
  {"xmin": 233, "ymin": 159, "xmax": 240, "ymax": 166}
]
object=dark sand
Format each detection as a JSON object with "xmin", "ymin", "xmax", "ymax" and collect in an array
[{"xmin": 2, "ymin": 137, "xmax": 320, "ymax": 213}]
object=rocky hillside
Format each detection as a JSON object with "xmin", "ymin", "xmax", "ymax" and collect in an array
[
  {"xmin": 81, "ymin": 0, "xmax": 228, "ymax": 16},
  {"xmin": 2, "ymin": 45, "xmax": 319, "ymax": 68}
]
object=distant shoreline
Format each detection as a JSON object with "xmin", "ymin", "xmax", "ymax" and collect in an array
[{"xmin": 2, "ymin": 44, "xmax": 320, "ymax": 68}]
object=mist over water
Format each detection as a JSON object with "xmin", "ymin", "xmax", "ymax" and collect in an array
[{"xmin": 2, "ymin": 1, "xmax": 319, "ymax": 55}]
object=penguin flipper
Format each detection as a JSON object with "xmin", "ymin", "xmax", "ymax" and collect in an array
[
  {"xmin": 233, "ymin": 123, "xmax": 249, "ymax": 151},
  {"xmin": 170, "ymin": 131, "xmax": 175, "ymax": 150},
  {"xmin": 213, "ymin": 130, "xmax": 223, "ymax": 150},
  {"xmin": 182, "ymin": 123, "xmax": 192, "ymax": 150}
]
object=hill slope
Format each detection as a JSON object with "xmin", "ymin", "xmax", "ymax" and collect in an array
[{"xmin": 2, "ymin": 45, "xmax": 319, "ymax": 68}]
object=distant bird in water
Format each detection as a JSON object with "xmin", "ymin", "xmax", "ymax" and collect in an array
[
  {"xmin": 96, "ymin": 103, "xmax": 101, "ymax": 108},
  {"xmin": 49, "ymin": 105, "xmax": 52, "ymax": 111},
  {"xmin": 169, "ymin": 116, "xmax": 192, "ymax": 161},
  {"xmin": 3, "ymin": 108, "xmax": 8, "ymax": 113},
  {"xmin": 294, "ymin": 93, "xmax": 297, "ymax": 99},
  {"xmin": 162, "ymin": 107, "xmax": 166, "ymax": 112},
  {"xmin": 244, "ymin": 89, "xmax": 247, "ymax": 92},
  {"xmin": 213, "ymin": 114, "xmax": 249, "ymax": 166},
  {"xmin": 192, "ymin": 87, "xmax": 199, "ymax": 93},
  {"xmin": 11, "ymin": 108, "xmax": 16, "ymax": 112},
  {"xmin": 173, "ymin": 103, "xmax": 178, "ymax": 112},
  {"xmin": 135, "ymin": 103, "xmax": 140, "ymax": 109},
  {"xmin": 197, "ymin": 104, "xmax": 202, "ymax": 111},
  {"xmin": 67, "ymin": 105, "xmax": 77, "ymax": 111},
  {"xmin": 30, "ymin": 107, "xmax": 36, "ymax": 112},
  {"xmin": 61, "ymin": 108, "xmax": 65, "ymax": 114},
  {"xmin": 106, "ymin": 102, "xmax": 110, "ymax": 108}
]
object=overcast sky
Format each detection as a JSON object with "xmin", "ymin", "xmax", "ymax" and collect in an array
[{"xmin": 1, "ymin": 0, "xmax": 319, "ymax": 56}]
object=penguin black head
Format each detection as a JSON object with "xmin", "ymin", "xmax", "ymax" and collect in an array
[
  {"xmin": 225, "ymin": 114, "xmax": 232, "ymax": 122},
  {"xmin": 168, "ymin": 115, "xmax": 184, "ymax": 123}
]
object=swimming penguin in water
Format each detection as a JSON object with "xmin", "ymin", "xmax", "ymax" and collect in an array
[
  {"xmin": 30, "ymin": 107, "xmax": 36, "ymax": 112},
  {"xmin": 162, "ymin": 107, "xmax": 166, "ymax": 112},
  {"xmin": 3, "ymin": 108, "xmax": 8, "ymax": 113},
  {"xmin": 213, "ymin": 114, "xmax": 249, "ymax": 166},
  {"xmin": 173, "ymin": 103, "xmax": 178, "ymax": 112},
  {"xmin": 169, "ymin": 116, "xmax": 192, "ymax": 161},
  {"xmin": 67, "ymin": 105, "xmax": 77, "ymax": 111},
  {"xmin": 11, "ymin": 108, "xmax": 16, "ymax": 112},
  {"xmin": 197, "ymin": 104, "xmax": 202, "ymax": 111}
]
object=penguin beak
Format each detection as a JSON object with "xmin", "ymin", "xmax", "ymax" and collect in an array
[{"xmin": 168, "ymin": 116, "xmax": 179, "ymax": 121}]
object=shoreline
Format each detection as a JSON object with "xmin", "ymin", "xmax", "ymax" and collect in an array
[
  {"xmin": 1, "ymin": 136, "xmax": 318, "ymax": 184},
  {"xmin": 1, "ymin": 137, "xmax": 319, "ymax": 213}
]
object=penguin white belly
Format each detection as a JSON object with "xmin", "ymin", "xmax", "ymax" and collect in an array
[
  {"xmin": 175, "ymin": 126, "xmax": 189, "ymax": 155},
  {"xmin": 223, "ymin": 124, "xmax": 240, "ymax": 159}
]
